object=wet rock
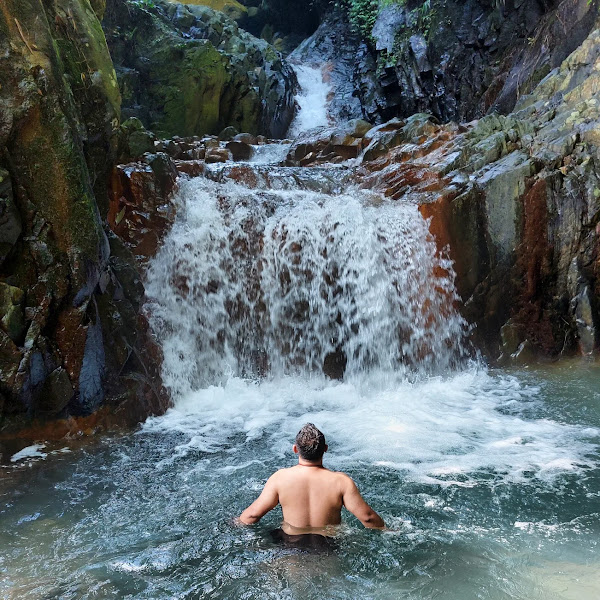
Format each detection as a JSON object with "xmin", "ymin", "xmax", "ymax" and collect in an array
[
  {"xmin": 322, "ymin": 349, "xmax": 347, "ymax": 380},
  {"xmin": 226, "ymin": 141, "xmax": 254, "ymax": 160},
  {"xmin": 233, "ymin": 132, "xmax": 258, "ymax": 144},
  {"xmin": 103, "ymin": 0, "xmax": 297, "ymax": 138},
  {"xmin": 119, "ymin": 117, "xmax": 157, "ymax": 160},
  {"xmin": 0, "ymin": 330, "xmax": 21, "ymax": 391},
  {"xmin": 0, "ymin": 0, "xmax": 170, "ymax": 434},
  {"xmin": 219, "ymin": 126, "xmax": 239, "ymax": 141},
  {"xmin": 75, "ymin": 304, "xmax": 106, "ymax": 415},
  {"xmin": 0, "ymin": 283, "xmax": 25, "ymax": 344},
  {"xmin": 109, "ymin": 153, "xmax": 178, "ymax": 262},
  {"xmin": 351, "ymin": 0, "xmax": 598, "ymax": 124},
  {"xmin": 37, "ymin": 368, "xmax": 74, "ymax": 416},
  {"xmin": 0, "ymin": 169, "xmax": 21, "ymax": 267},
  {"xmin": 205, "ymin": 147, "xmax": 232, "ymax": 163}
]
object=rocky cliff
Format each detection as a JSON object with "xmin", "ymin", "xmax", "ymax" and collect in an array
[
  {"xmin": 0, "ymin": 0, "xmax": 169, "ymax": 441},
  {"xmin": 290, "ymin": 15, "xmax": 600, "ymax": 360},
  {"xmin": 332, "ymin": 0, "xmax": 599, "ymax": 125},
  {"xmin": 102, "ymin": 0, "xmax": 297, "ymax": 138}
]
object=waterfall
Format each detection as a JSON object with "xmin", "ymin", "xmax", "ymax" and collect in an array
[
  {"xmin": 287, "ymin": 64, "xmax": 332, "ymax": 137},
  {"xmin": 144, "ymin": 61, "xmax": 468, "ymax": 399},
  {"xmin": 144, "ymin": 177, "xmax": 468, "ymax": 397}
]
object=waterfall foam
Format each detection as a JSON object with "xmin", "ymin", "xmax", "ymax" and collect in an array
[
  {"xmin": 287, "ymin": 64, "xmax": 332, "ymax": 137},
  {"xmin": 144, "ymin": 177, "xmax": 468, "ymax": 397}
]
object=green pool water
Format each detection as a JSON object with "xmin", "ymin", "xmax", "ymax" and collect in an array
[{"xmin": 1, "ymin": 363, "xmax": 599, "ymax": 599}]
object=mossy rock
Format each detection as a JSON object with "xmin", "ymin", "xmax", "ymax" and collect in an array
[
  {"xmin": 167, "ymin": 0, "xmax": 247, "ymax": 21},
  {"xmin": 103, "ymin": 0, "xmax": 296, "ymax": 137}
]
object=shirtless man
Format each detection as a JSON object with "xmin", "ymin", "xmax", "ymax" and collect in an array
[{"xmin": 239, "ymin": 423, "xmax": 384, "ymax": 539}]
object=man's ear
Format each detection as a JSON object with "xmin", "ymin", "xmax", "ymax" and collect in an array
[
  {"xmin": 324, "ymin": 444, "xmax": 328, "ymax": 453},
  {"xmin": 293, "ymin": 444, "xmax": 299, "ymax": 454}
]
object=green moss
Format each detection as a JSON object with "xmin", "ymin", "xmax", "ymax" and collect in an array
[
  {"xmin": 158, "ymin": 41, "xmax": 230, "ymax": 136},
  {"xmin": 52, "ymin": 0, "xmax": 121, "ymax": 117}
]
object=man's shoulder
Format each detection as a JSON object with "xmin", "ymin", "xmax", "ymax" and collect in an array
[
  {"xmin": 269, "ymin": 467, "xmax": 295, "ymax": 479},
  {"xmin": 329, "ymin": 470, "xmax": 357, "ymax": 489}
]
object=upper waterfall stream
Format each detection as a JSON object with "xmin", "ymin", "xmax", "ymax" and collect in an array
[{"xmin": 1, "ymin": 63, "xmax": 599, "ymax": 600}]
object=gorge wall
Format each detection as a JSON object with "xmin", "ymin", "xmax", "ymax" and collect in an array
[
  {"xmin": 319, "ymin": 0, "xmax": 599, "ymax": 125},
  {"xmin": 0, "ymin": 0, "xmax": 169, "ymax": 440}
]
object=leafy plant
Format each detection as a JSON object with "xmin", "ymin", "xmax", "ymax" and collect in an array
[{"xmin": 344, "ymin": 0, "xmax": 379, "ymax": 39}]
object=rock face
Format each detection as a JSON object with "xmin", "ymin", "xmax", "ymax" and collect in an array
[
  {"xmin": 289, "ymin": 10, "xmax": 365, "ymax": 124},
  {"xmin": 338, "ymin": 0, "xmax": 599, "ymax": 125},
  {"xmin": 103, "ymin": 0, "xmax": 297, "ymax": 138},
  {"xmin": 0, "ymin": 0, "xmax": 168, "ymax": 435},
  {"xmin": 355, "ymin": 22, "xmax": 600, "ymax": 360}
]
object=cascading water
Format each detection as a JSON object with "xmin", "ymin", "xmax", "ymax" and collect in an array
[
  {"xmin": 287, "ymin": 64, "xmax": 332, "ymax": 137},
  {"xmin": 1, "ymin": 62, "xmax": 599, "ymax": 600},
  {"xmin": 144, "ymin": 179, "xmax": 468, "ymax": 394}
]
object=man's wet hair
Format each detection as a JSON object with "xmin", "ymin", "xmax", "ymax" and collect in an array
[{"xmin": 295, "ymin": 423, "xmax": 326, "ymax": 461}]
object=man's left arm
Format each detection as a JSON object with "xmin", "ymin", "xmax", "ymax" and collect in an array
[{"xmin": 239, "ymin": 474, "xmax": 279, "ymax": 524}]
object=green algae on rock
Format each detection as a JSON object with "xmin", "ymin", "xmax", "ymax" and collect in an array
[
  {"xmin": 103, "ymin": 0, "xmax": 297, "ymax": 138},
  {"xmin": 0, "ymin": 0, "xmax": 168, "ymax": 435}
]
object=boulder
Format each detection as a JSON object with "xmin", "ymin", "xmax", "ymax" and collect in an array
[
  {"xmin": 233, "ymin": 132, "xmax": 258, "ymax": 144},
  {"xmin": 219, "ymin": 126, "xmax": 239, "ymax": 141},
  {"xmin": 226, "ymin": 141, "xmax": 254, "ymax": 160},
  {"xmin": 119, "ymin": 117, "xmax": 157, "ymax": 160},
  {"xmin": 103, "ymin": 0, "xmax": 297, "ymax": 138},
  {"xmin": 206, "ymin": 147, "xmax": 232, "ymax": 163}
]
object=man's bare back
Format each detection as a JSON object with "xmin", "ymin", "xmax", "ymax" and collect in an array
[{"xmin": 239, "ymin": 424, "xmax": 384, "ymax": 533}]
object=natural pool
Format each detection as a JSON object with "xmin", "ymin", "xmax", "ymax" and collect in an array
[{"xmin": 1, "ymin": 363, "xmax": 599, "ymax": 599}]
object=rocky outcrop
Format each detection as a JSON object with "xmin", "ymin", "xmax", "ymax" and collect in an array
[
  {"xmin": 102, "ymin": 0, "xmax": 297, "ymax": 139},
  {"xmin": 0, "ymin": 0, "xmax": 168, "ymax": 438},
  {"xmin": 337, "ymin": 0, "xmax": 599, "ymax": 126},
  {"xmin": 352, "ymin": 22, "xmax": 600, "ymax": 361}
]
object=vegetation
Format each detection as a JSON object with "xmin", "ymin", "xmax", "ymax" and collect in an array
[{"xmin": 340, "ymin": 0, "xmax": 437, "ymax": 43}]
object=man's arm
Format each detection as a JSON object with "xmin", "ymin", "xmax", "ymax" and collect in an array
[
  {"xmin": 239, "ymin": 474, "xmax": 279, "ymax": 525},
  {"xmin": 341, "ymin": 475, "xmax": 385, "ymax": 529}
]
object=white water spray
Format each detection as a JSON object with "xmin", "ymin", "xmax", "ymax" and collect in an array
[
  {"xmin": 287, "ymin": 64, "xmax": 332, "ymax": 137},
  {"xmin": 144, "ymin": 178, "xmax": 468, "ymax": 396}
]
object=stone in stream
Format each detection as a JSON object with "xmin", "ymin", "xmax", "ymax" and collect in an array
[
  {"xmin": 287, "ymin": 118, "xmax": 374, "ymax": 166},
  {"xmin": 233, "ymin": 133, "xmax": 258, "ymax": 145},
  {"xmin": 206, "ymin": 147, "xmax": 232, "ymax": 163},
  {"xmin": 226, "ymin": 141, "xmax": 254, "ymax": 160}
]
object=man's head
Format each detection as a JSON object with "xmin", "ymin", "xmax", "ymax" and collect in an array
[{"xmin": 294, "ymin": 423, "xmax": 327, "ymax": 461}]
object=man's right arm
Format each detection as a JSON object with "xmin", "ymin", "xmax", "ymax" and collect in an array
[{"xmin": 341, "ymin": 475, "xmax": 385, "ymax": 529}]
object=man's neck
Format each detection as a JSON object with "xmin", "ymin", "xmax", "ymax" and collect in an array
[{"xmin": 298, "ymin": 458, "xmax": 324, "ymax": 468}]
